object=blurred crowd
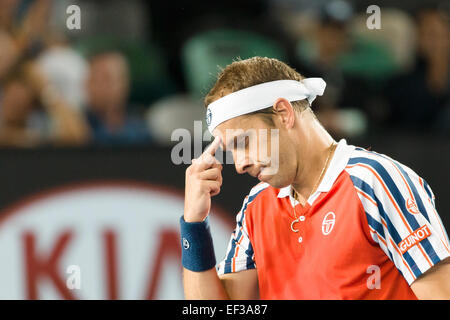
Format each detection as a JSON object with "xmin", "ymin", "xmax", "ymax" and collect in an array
[{"xmin": 0, "ymin": 0, "xmax": 448, "ymax": 148}]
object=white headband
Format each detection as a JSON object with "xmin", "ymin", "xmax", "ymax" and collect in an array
[{"xmin": 206, "ymin": 78, "xmax": 326, "ymax": 133}]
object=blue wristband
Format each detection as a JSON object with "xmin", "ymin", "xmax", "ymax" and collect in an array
[{"xmin": 180, "ymin": 215, "xmax": 216, "ymax": 272}]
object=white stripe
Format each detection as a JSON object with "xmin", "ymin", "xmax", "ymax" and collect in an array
[
  {"xmin": 249, "ymin": 182, "xmax": 270, "ymax": 197},
  {"xmin": 353, "ymin": 150, "xmax": 450, "ymax": 251},
  {"xmin": 348, "ymin": 152, "xmax": 418, "ymax": 237},
  {"xmin": 405, "ymin": 172, "xmax": 450, "ymax": 247},
  {"xmin": 348, "ymin": 150, "xmax": 450, "ymax": 280},
  {"xmin": 354, "ymin": 159, "xmax": 430, "ymax": 266},
  {"xmin": 217, "ymin": 183, "xmax": 268, "ymax": 274},
  {"xmin": 353, "ymin": 187, "xmax": 417, "ymax": 283}
]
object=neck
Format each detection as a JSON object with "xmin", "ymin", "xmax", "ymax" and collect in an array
[{"xmin": 291, "ymin": 113, "xmax": 335, "ymax": 205}]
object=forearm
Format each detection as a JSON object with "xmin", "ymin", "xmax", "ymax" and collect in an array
[
  {"xmin": 183, "ymin": 267, "xmax": 230, "ymax": 300},
  {"xmin": 411, "ymin": 257, "xmax": 450, "ymax": 299},
  {"xmin": 48, "ymin": 101, "xmax": 90, "ymax": 145},
  {"xmin": 41, "ymin": 86, "xmax": 90, "ymax": 145},
  {"xmin": 23, "ymin": 63, "xmax": 91, "ymax": 145},
  {"xmin": 16, "ymin": 0, "xmax": 50, "ymax": 50},
  {"xmin": 182, "ymin": 139, "xmax": 227, "ymax": 299}
]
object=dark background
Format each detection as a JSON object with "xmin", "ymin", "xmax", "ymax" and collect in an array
[{"xmin": 0, "ymin": 130, "xmax": 448, "ymax": 230}]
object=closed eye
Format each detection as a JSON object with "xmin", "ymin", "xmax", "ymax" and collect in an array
[{"xmin": 234, "ymin": 135, "xmax": 249, "ymax": 151}]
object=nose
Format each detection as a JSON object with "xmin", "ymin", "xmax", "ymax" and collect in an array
[{"xmin": 235, "ymin": 158, "xmax": 252, "ymax": 175}]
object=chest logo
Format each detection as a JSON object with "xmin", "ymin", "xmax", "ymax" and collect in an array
[{"xmin": 322, "ymin": 212, "xmax": 336, "ymax": 235}]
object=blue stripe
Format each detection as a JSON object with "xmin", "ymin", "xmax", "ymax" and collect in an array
[
  {"xmin": 224, "ymin": 187, "xmax": 266, "ymax": 273},
  {"xmin": 422, "ymin": 179, "xmax": 436, "ymax": 208},
  {"xmin": 348, "ymin": 156, "xmax": 439, "ymax": 264},
  {"xmin": 366, "ymin": 212, "xmax": 386, "ymax": 240},
  {"xmin": 365, "ymin": 213, "xmax": 395, "ymax": 261},
  {"xmin": 355, "ymin": 152, "xmax": 442, "ymax": 265},
  {"xmin": 351, "ymin": 175, "xmax": 394, "ymax": 261},
  {"xmin": 224, "ymin": 232, "xmax": 237, "ymax": 274},
  {"xmin": 350, "ymin": 175, "xmax": 422, "ymax": 278},
  {"xmin": 246, "ymin": 241, "xmax": 256, "ymax": 270},
  {"xmin": 422, "ymin": 179, "xmax": 433, "ymax": 200},
  {"xmin": 369, "ymin": 150, "xmax": 431, "ymax": 223}
]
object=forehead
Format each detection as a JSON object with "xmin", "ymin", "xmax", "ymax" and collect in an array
[
  {"xmin": 213, "ymin": 115, "xmax": 271, "ymax": 148},
  {"xmin": 214, "ymin": 114, "xmax": 267, "ymax": 135}
]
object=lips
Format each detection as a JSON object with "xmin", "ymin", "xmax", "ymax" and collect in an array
[{"xmin": 257, "ymin": 168, "xmax": 264, "ymax": 181}]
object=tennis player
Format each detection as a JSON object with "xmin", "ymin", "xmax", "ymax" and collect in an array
[{"xmin": 180, "ymin": 57, "xmax": 450, "ymax": 299}]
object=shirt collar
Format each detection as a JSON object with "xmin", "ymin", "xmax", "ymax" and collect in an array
[{"xmin": 277, "ymin": 139, "xmax": 355, "ymax": 199}]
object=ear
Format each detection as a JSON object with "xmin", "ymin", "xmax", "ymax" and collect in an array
[{"xmin": 273, "ymin": 98, "xmax": 295, "ymax": 129}]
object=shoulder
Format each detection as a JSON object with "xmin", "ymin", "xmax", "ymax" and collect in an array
[
  {"xmin": 344, "ymin": 147, "xmax": 432, "ymax": 219},
  {"xmin": 244, "ymin": 182, "xmax": 272, "ymax": 204},
  {"xmin": 237, "ymin": 182, "xmax": 275, "ymax": 212},
  {"xmin": 345, "ymin": 147, "xmax": 419, "ymax": 188}
]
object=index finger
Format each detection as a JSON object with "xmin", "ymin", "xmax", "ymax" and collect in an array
[{"xmin": 204, "ymin": 135, "xmax": 222, "ymax": 157}]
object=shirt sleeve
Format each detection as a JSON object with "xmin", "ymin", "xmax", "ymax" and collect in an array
[
  {"xmin": 350, "ymin": 153, "xmax": 450, "ymax": 285},
  {"xmin": 217, "ymin": 185, "xmax": 263, "ymax": 275}
]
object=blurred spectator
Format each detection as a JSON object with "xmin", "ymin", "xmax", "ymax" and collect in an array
[
  {"xmin": 0, "ymin": 68, "xmax": 39, "ymax": 147},
  {"xmin": 385, "ymin": 7, "xmax": 450, "ymax": 132},
  {"xmin": 37, "ymin": 43, "xmax": 88, "ymax": 112},
  {"xmin": 85, "ymin": 51, "xmax": 151, "ymax": 146},
  {"xmin": 0, "ymin": 0, "xmax": 91, "ymax": 147},
  {"xmin": 0, "ymin": 0, "xmax": 51, "ymax": 81},
  {"xmin": 70, "ymin": 0, "xmax": 149, "ymax": 40},
  {"xmin": 347, "ymin": 8, "xmax": 417, "ymax": 127},
  {"xmin": 0, "ymin": 62, "xmax": 90, "ymax": 147},
  {"xmin": 349, "ymin": 8, "xmax": 417, "ymax": 73},
  {"xmin": 295, "ymin": 0, "xmax": 369, "ymax": 138},
  {"xmin": 145, "ymin": 94, "xmax": 205, "ymax": 146}
]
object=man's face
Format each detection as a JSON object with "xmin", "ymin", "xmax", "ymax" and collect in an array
[
  {"xmin": 86, "ymin": 55, "xmax": 129, "ymax": 112},
  {"xmin": 317, "ymin": 23, "xmax": 348, "ymax": 60},
  {"xmin": 215, "ymin": 114, "xmax": 297, "ymax": 189},
  {"xmin": 417, "ymin": 11, "xmax": 449, "ymax": 59}
]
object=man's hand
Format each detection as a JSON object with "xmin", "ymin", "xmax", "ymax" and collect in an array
[{"xmin": 184, "ymin": 136, "xmax": 223, "ymax": 222}]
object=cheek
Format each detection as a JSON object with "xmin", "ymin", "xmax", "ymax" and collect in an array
[
  {"xmin": 279, "ymin": 146, "xmax": 297, "ymax": 173},
  {"xmin": 255, "ymin": 129, "xmax": 278, "ymax": 161}
]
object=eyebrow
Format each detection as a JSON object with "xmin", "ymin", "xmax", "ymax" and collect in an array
[{"xmin": 223, "ymin": 133, "xmax": 247, "ymax": 152}]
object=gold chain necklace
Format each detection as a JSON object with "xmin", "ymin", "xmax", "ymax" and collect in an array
[{"xmin": 290, "ymin": 141, "xmax": 336, "ymax": 233}]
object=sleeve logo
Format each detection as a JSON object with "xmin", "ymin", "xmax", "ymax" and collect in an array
[
  {"xmin": 406, "ymin": 198, "xmax": 420, "ymax": 215},
  {"xmin": 398, "ymin": 225, "xmax": 431, "ymax": 254}
]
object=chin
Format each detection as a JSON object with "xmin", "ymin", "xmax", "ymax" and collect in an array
[
  {"xmin": 260, "ymin": 175, "xmax": 285, "ymax": 189},
  {"xmin": 263, "ymin": 170, "xmax": 295, "ymax": 189}
]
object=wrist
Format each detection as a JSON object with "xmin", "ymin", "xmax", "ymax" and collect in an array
[
  {"xmin": 183, "ymin": 206, "xmax": 208, "ymax": 222},
  {"xmin": 179, "ymin": 215, "xmax": 216, "ymax": 272},
  {"xmin": 183, "ymin": 212, "xmax": 206, "ymax": 223}
]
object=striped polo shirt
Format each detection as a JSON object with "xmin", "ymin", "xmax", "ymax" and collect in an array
[{"xmin": 217, "ymin": 139, "xmax": 450, "ymax": 299}]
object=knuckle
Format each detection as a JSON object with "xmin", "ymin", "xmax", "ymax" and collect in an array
[
  {"xmin": 187, "ymin": 163, "xmax": 198, "ymax": 174},
  {"xmin": 194, "ymin": 172, "xmax": 202, "ymax": 181}
]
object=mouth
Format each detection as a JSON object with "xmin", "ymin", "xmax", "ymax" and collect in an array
[{"xmin": 257, "ymin": 168, "xmax": 265, "ymax": 181}]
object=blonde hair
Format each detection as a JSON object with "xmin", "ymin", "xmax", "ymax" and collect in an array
[{"xmin": 204, "ymin": 57, "xmax": 310, "ymax": 120}]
